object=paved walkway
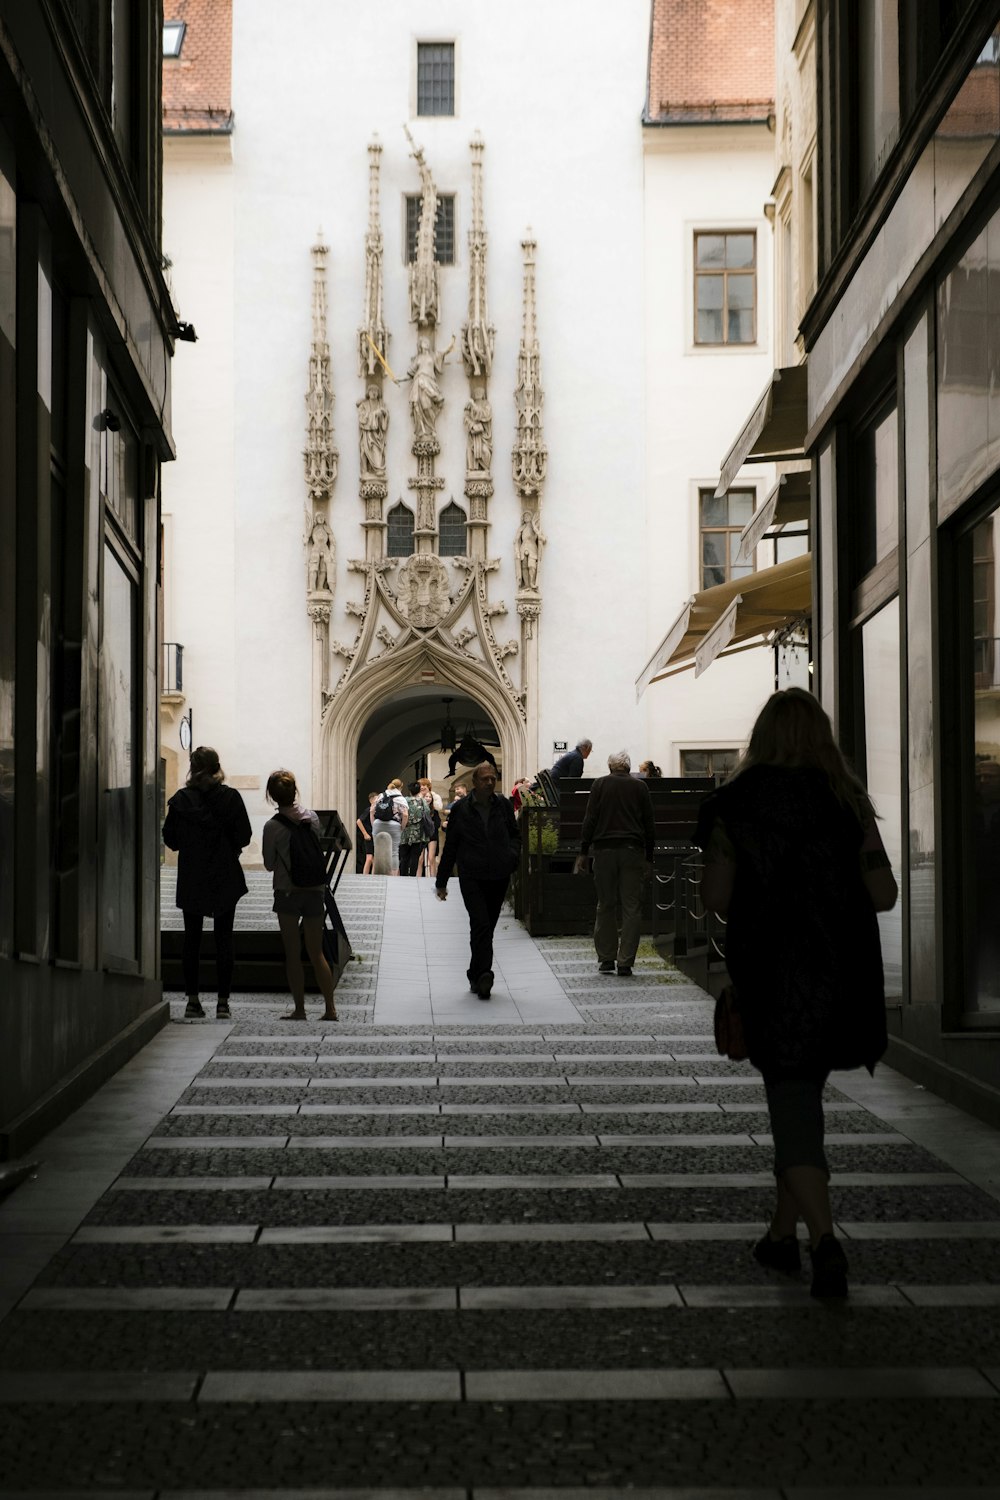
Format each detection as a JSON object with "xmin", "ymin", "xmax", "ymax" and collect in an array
[{"xmin": 2, "ymin": 874, "xmax": 1000, "ymax": 1495}]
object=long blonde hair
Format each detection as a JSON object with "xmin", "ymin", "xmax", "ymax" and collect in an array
[{"xmin": 731, "ymin": 688, "xmax": 873, "ymax": 822}]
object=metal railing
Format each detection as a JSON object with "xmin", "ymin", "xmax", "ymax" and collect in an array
[{"xmin": 162, "ymin": 641, "xmax": 184, "ymax": 694}]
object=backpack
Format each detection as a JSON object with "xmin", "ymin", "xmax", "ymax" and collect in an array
[
  {"xmin": 373, "ymin": 791, "xmax": 397, "ymax": 821},
  {"xmin": 420, "ymin": 805, "xmax": 435, "ymax": 841},
  {"xmin": 278, "ymin": 813, "xmax": 327, "ymax": 887}
]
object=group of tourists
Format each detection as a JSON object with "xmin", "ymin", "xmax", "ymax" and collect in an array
[{"xmin": 164, "ymin": 687, "xmax": 897, "ymax": 1302}]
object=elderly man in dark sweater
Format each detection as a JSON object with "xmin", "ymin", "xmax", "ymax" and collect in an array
[{"xmin": 574, "ymin": 750, "xmax": 655, "ymax": 977}]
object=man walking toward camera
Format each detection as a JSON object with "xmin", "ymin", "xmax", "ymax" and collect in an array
[
  {"xmin": 574, "ymin": 750, "xmax": 655, "ymax": 977},
  {"xmin": 436, "ymin": 761, "xmax": 520, "ymax": 1000}
]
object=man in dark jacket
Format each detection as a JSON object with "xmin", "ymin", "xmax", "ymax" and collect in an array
[
  {"xmin": 573, "ymin": 749, "xmax": 654, "ymax": 977},
  {"xmin": 435, "ymin": 761, "xmax": 520, "ymax": 999},
  {"xmin": 548, "ymin": 738, "xmax": 592, "ymax": 784}
]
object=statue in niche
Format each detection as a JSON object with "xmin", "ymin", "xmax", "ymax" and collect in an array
[
  {"xmin": 307, "ymin": 512, "xmax": 335, "ymax": 594},
  {"xmin": 464, "ymin": 385, "xmax": 493, "ymax": 474},
  {"xmin": 357, "ymin": 384, "xmax": 388, "ymax": 479},
  {"xmin": 515, "ymin": 509, "xmax": 546, "ymax": 591},
  {"xmin": 406, "ymin": 335, "xmax": 454, "ymax": 442},
  {"xmin": 396, "ymin": 553, "xmax": 451, "ymax": 629}
]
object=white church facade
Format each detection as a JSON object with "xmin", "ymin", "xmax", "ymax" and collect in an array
[{"xmin": 160, "ymin": 0, "xmax": 785, "ymax": 858}]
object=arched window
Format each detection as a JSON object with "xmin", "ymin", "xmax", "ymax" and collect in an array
[
  {"xmin": 439, "ymin": 501, "xmax": 467, "ymax": 556},
  {"xmin": 386, "ymin": 501, "xmax": 414, "ymax": 557}
]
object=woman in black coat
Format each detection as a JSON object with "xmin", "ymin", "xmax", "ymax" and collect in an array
[
  {"xmin": 696, "ymin": 689, "xmax": 897, "ymax": 1299},
  {"xmin": 162, "ymin": 745, "xmax": 252, "ymax": 1020}
]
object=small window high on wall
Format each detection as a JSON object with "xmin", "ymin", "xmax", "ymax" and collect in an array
[
  {"xmin": 417, "ymin": 43, "xmax": 455, "ymax": 116},
  {"xmin": 387, "ymin": 501, "xmax": 414, "ymax": 557}
]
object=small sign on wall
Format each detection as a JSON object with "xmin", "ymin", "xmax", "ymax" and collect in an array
[{"xmin": 553, "ymin": 741, "xmax": 567, "ymax": 752}]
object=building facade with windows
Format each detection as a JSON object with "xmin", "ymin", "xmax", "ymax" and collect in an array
[
  {"xmin": 0, "ymin": 0, "xmax": 175, "ymax": 1154},
  {"xmin": 799, "ymin": 0, "xmax": 1000, "ymax": 1116},
  {"xmin": 640, "ymin": 0, "xmax": 795, "ymax": 773}
]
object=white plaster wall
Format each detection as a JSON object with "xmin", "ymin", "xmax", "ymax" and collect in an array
[
  {"xmin": 161, "ymin": 136, "xmax": 238, "ymax": 774},
  {"xmin": 642, "ymin": 126, "xmax": 778, "ymax": 772}
]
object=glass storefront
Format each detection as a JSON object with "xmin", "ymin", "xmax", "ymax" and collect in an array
[
  {"xmin": 861, "ymin": 598, "xmax": 904, "ymax": 1001},
  {"xmin": 969, "ymin": 510, "xmax": 1000, "ymax": 1013},
  {"xmin": 100, "ymin": 542, "xmax": 138, "ymax": 966}
]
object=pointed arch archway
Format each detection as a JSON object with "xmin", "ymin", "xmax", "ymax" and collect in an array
[{"xmin": 319, "ymin": 639, "xmax": 528, "ymax": 823}]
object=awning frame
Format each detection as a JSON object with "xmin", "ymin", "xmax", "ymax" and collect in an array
[{"xmin": 716, "ymin": 363, "xmax": 808, "ymax": 497}]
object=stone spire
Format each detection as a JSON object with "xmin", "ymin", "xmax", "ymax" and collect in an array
[
  {"xmin": 461, "ymin": 132, "xmax": 495, "ymax": 380},
  {"xmin": 512, "ymin": 233, "xmax": 546, "ymax": 497},
  {"xmin": 305, "ymin": 233, "xmax": 338, "ymax": 502},
  {"xmin": 358, "ymin": 136, "xmax": 390, "ymax": 379},
  {"xmin": 404, "ymin": 124, "xmax": 439, "ymax": 327}
]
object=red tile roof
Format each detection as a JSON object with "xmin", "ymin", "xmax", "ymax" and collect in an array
[
  {"xmin": 647, "ymin": 0, "xmax": 775, "ymax": 125},
  {"xmin": 162, "ymin": 0, "xmax": 233, "ymax": 134}
]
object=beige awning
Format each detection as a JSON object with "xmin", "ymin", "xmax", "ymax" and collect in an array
[
  {"xmin": 716, "ymin": 364, "xmax": 808, "ymax": 497},
  {"xmin": 736, "ymin": 470, "xmax": 811, "ymax": 564},
  {"xmin": 636, "ymin": 552, "xmax": 812, "ymax": 697}
]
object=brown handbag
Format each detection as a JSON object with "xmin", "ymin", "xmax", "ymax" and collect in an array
[{"xmin": 714, "ymin": 984, "xmax": 748, "ymax": 1061}]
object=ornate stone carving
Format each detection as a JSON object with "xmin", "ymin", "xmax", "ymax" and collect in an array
[
  {"xmin": 357, "ymin": 384, "xmax": 388, "ymax": 479},
  {"xmin": 306, "ymin": 512, "xmax": 335, "ymax": 595},
  {"xmin": 395, "ymin": 553, "xmax": 451, "ymax": 629},
  {"xmin": 484, "ymin": 600, "xmax": 507, "ymax": 618},
  {"xmin": 404, "ymin": 127, "xmax": 439, "ymax": 327},
  {"xmin": 406, "ymin": 337, "xmax": 453, "ymax": 442},
  {"xmin": 461, "ymin": 134, "xmax": 495, "ymax": 380},
  {"xmin": 517, "ymin": 600, "xmax": 541, "ymax": 637},
  {"xmin": 512, "ymin": 235, "xmax": 547, "ymax": 498},
  {"xmin": 497, "ymin": 639, "xmax": 518, "ymax": 660},
  {"xmin": 515, "ymin": 509, "xmax": 545, "ymax": 592},
  {"xmin": 308, "ymin": 602, "xmax": 331, "ymax": 628},
  {"xmin": 375, "ymin": 625, "xmax": 398, "ymax": 652},
  {"xmin": 358, "ymin": 137, "xmax": 390, "ymax": 379},
  {"xmin": 453, "ymin": 626, "xmax": 476, "ymax": 650},
  {"xmin": 464, "ymin": 386, "xmax": 493, "ymax": 475},
  {"xmin": 331, "ymin": 639, "xmax": 358, "ymax": 660},
  {"xmin": 305, "ymin": 236, "xmax": 338, "ymax": 502}
]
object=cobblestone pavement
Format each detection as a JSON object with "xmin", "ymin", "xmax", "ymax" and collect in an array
[{"xmin": 3, "ymin": 874, "xmax": 1000, "ymax": 1498}]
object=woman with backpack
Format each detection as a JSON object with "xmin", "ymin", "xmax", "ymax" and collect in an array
[
  {"xmin": 262, "ymin": 768, "xmax": 338, "ymax": 1022},
  {"xmin": 399, "ymin": 780, "xmax": 429, "ymax": 876},
  {"xmin": 370, "ymin": 777, "xmax": 408, "ymax": 875},
  {"xmin": 162, "ymin": 745, "xmax": 252, "ymax": 1020}
]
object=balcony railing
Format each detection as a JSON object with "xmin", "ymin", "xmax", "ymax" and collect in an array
[
  {"xmin": 974, "ymin": 636, "xmax": 1000, "ymax": 691},
  {"xmin": 162, "ymin": 641, "xmax": 184, "ymax": 694}
]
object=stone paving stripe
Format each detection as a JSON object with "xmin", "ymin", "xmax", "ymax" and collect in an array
[
  {"xmin": 690, "ymin": 1077, "xmax": 774, "ymax": 1087},
  {"xmin": 1, "ymin": 1493, "xmax": 157, "ymax": 1500},
  {"xmin": 836, "ymin": 1221, "xmax": 1000, "ymax": 1239},
  {"xmin": 441, "ymin": 1136, "xmax": 601, "ymax": 1148},
  {"xmin": 198, "ymin": 1371, "xmax": 462, "ymax": 1402},
  {"xmin": 234, "ymin": 1288, "xmax": 458, "ymax": 1310},
  {"xmin": 784, "ymin": 1490, "xmax": 980, "ymax": 1500},
  {"xmin": 213, "ymin": 1055, "xmax": 322, "ymax": 1063},
  {"xmin": 679, "ymin": 1285, "xmax": 910, "ymax": 1308},
  {"xmin": 114, "ymin": 1177, "xmax": 274, "ymax": 1191},
  {"xmin": 19, "ymin": 1288, "xmax": 234, "ymax": 1311},
  {"xmin": 460, "ymin": 1286, "xmax": 685, "ymax": 1309},
  {"xmin": 587, "ymin": 1131, "xmax": 759, "ymax": 1145},
  {"xmin": 258, "ymin": 1225, "xmax": 452, "ymax": 1244},
  {"xmin": 0, "ymin": 1372, "xmax": 199, "ymax": 1402},
  {"xmin": 725, "ymin": 1367, "xmax": 999, "ymax": 1398},
  {"xmin": 621, "ymin": 1172, "xmax": 962, "ymax": 1188},
  {"xmin": 441, "ymin": 1104, "xmax": 582, "ymax": 1115},
  {"xmin": 445, "ymin": 1174, "xmax": 620, "ymax": 1189},
  {"xmin": 163, "ymin": 1491, "xmax": 467, "ymax": 1500},
  {"xmin": 286, "ymin": 1136, "xmax": 446, "ymax": 1148},
  {"xmin": 271, "ymin": 1176, "xmax": 446, "ymax": 1190},
  {"xmin": 299, "ymin": 1105, "xmax": 443, "ymax": 1116},
  {"xmin": 71, "ymin": 1226, "xmax": 258, "ymax": 1244},
  {"xmin": 465, "ymin": 1369, "xmax": 729, "ymax": 1401},
  {"xmin": 170, "ymin": 1106, "xmax": 297, "ymax": 1115},
  {"xmin": 581, "ymin": 1104, "xmax": 751, "ymax": 1116},
  {"xmin": 901, "ymin": 1284, "xmax": 1000, "ymax": 1305},
  {"xmin": 752, "ymin": 1132, "xmax": 905, "ymax": 1146},
  {"xmin": 145, "ymin": 1137, "xmax": 291, "ymax": 1149},
  {"xmin": 190, "ymin": 1079, "xmax": 311, "ymax": 1088},
  {"xmin": 648, "ymin": 1223, "xmax": 766, "ymax": 1242},
  {"xmin": 454, "ymin": 1223, "xmax": 650, "ymax": 1243},
  {"xmin": 476, "ymin": 1490, "xmax": 781, "ymax": 1500}
]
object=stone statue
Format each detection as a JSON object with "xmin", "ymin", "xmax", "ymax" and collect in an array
[
  {"xmin": 406, "ymin": 335, "xmax": 454, "ymax": 442},
  {"xmin": 357, "ymin": 384, "xmax": 388, "ymax": 478},
  {"xmin": 464, "ymin": 385, "xmax": 493, "ymax": 474},
  {"xmin": 307, "ymin": 512, "xmax": 335, "ymax": 594},
  {"xmin": 515, "ymin": 509, "xmax": 545, "ymax": 591}
]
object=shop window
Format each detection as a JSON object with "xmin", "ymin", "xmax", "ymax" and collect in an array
[
  {"xmin": 694, "ymin": 232, "xmax": 756, "ymax": 345},
  {"xmin": 699, "ymin": 487, "xmax": 755, "ymax": 588},
  {"xmin": 860, "ymin": 597, "xmax": 904, "ymax": 1001},
  {"xmin": 680, "ymin": 748, "xmax": 739, "ymax": 779},
  {"xmin": 387, "ymin": 501, "xmax": 414, "ymax": 557},
  {"xmin": 967, "ymin": 510, "xmax": 1000, "ymax": 1013},
  {"xmin": 100, "ymin": 541, "xmax": 138, "ymax": 966},
  {"xmin": 852, "ymin": 399, "xmax": 899, "ymax": 586}
]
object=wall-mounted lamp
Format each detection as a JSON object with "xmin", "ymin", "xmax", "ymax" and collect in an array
[
  {"xmin": 100, "ymin": 408, "xmax": 121, "ymax": 432},
  {"xmin": 175, "ymin": 321, "xmax": 198, "ymax": 343}
]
